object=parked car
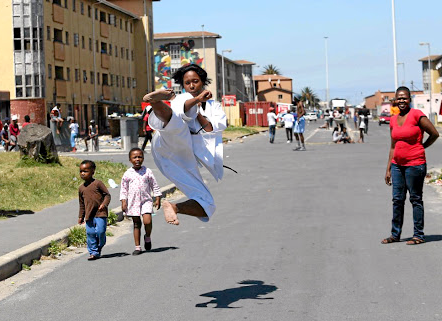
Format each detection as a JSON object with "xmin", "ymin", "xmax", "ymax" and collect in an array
[
  {"xmin": 378, "ymin": 112, "xmax": 391, "ymax": 125},
  {"xmin": 305, "ymin": 112, "xmax": 317, "ymax": 122}
]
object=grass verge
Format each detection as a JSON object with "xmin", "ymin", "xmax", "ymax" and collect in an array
[
  {"xmin": 223, "ymin": 126, "xmax": 264, "ymax": 142},
  {"xmin": 0, "ymin": 153, "xmax": 126, "ymax": 214}
]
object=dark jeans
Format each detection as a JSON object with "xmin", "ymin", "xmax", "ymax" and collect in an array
[
  {"xmin": 390, "ymin": 163, "xmax": 426, "ymax": 240},
  {"xmin": 269, "ymin": 125, "xmax": 276, "ymax": 143},
  {"xmin": 285, "ymin": 127, "xmax": 293, "ymax": 141},
  {"xmin": 142, "ymin": 130, "xmax": 153, "ymax": 150}
]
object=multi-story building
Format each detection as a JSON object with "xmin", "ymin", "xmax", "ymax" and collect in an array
[
  {"xmin": 153, "ymin": 31, "xmax": 254, "ymax": 103},
  {"xmin": 419, "ymin": 55, "xmax": 442, "ymax": 94},
  {"xmin": 0, "ymin": 0, "xmax": 158, "ymax": 132},
  {"xmin": 364, "ymin": 89, "xmax": 423, "ymax": 110},
  {"xmin": 253, "ymin": 74, "xmax": 293, "ymax": 104}
]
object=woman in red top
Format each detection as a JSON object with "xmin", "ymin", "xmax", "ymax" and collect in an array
[{"xmin": 382, "ymin": 86, "xmax": 439, "ymax": 245}]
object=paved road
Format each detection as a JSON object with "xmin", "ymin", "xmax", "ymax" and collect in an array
[{"xmin": 1, "ymin": 121, "xmax": 442, "ymax": 320}]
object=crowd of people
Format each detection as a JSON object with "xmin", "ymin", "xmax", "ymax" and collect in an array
[{"xmin": 0, "ymin": 115, "xmax": 25, "ymax": 152}]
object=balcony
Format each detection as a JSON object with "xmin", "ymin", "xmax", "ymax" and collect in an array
[
  {"xmin": 100, "ymin": 22, "xmax": 109, "ymax": 38},
  {"xmin": 52, "ymin": 4, "xmax": 64, "ymax": 24},
  {"xmin": 101, "ymin": 53, "xmax": 110, "ymax": 69},
  {"xmin": 56, "ymin": 80, "xmax": 67, "ymax": 97},
  {"xmin": 102, "ymin": 85, "xmax": 111, "ymax": 100},
  {"xmin": 54, "ymin": 42, "xmax": 65, "ymax": 61}
]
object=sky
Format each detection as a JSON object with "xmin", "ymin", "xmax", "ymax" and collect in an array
[{"xmin": 152, "ymin": 0, "xmax": 441, "ymax": 105}]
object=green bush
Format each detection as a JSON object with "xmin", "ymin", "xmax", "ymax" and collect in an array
[
  {"xmin": 108, "ymin": 210, "xmax": 118, "ymax": 226},
  {"xmin": 68, "ymin": 226, "xmax": 87, "ymax": 247},
  {"xmin": 48, "ymin": 240, "xmax": 66, "ymax": 257}
]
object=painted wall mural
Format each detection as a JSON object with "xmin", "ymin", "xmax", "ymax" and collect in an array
[{"xmin": 154, "ymin": 40, "xmax": 204, "ymax": 89}]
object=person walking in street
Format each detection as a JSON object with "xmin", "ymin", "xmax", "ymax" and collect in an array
[
  {"xmin": 382, "ymin": 86, "xmax": 439, "ymax": 245},
  {"xmin": 78, "ymin": 160, "xmax": 111, "ymax": 260},
  {"xmin": 267, "ymin": 107, "xmax": 277, "ymax": 143},
  {"xmin": 69, "ymin": 118, "xmax": 79, "ymax": 152},
  {"xmin": 294, "ymin": 101, "xmax": 306, "ymax": 151},
  {"xmin": 353, "ymin": 111, "xmax": 358, "ymax": 130},
  {"xmin": 360, "ymin": 105, "xmax": 370, "ymax": 134},
  {"xmin": 358, "ymin": 115, "xmax": 365, "ymax": 143},
  {"xmin": 84, "ymin": 120, "xmax": 99, "ymax": 152},
  {"xmin": 142, "ymin": 64, "xmax": 226, "ymax": 226},
  {"xmin": 283, "ymin": 109, "xmax": 295, "ymax": 143},
  {"xmin": 120, "ymin": 148, "xmax": 162, "ymax": 255},
  {"xmin": 141, "ymin": 106, "xmax": 154, "ymax": 151}
]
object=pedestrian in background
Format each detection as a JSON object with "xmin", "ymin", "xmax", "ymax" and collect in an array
[
  {"xmin": 267, "ymin": 107, "xmax": 277, "ymax": 144},
  {"xmin": 358, "ymin": 115, "xmax": 365, "ymax": 143},
  {"xmin": 382, "ymin": 86, "xmax": 439, "ymax": 245},
  {"xmin": 353, "ymin": 111, "xmax": 358, "ymax": 130},
  {"xmin": 1, "ymin": 124, "xmax": 12, "ymax": 151},
  {"xmin": 84, "ymin": 119, "xmax": 99, "ymax": 152},
  {"xmin": 78, "ymin": 160, "xmax": 111, "ymax": 260},
  {"xmin": 9, "ymin": 115, "xmax": 20, "ymax": 151},
  {"xmin": 120, "ymin": 148, "xmax": 162, "ymax": 255},
  {"xmin": 294, "ymin": 101, "xmax": 306, "ymax": 151},
  {"xmin": 141, "ymin": 106, "xmax": 153, "ymax": 151},
  {"xmin": 69, "ymin": 118, "xmax": 79, "ymax": 152},
  {"xmin": 283, "ymin": 109, "xmax": 294, "ymax": 143},
  {"xmin": 22, "ymin": 115, "xmax": 31, "ymax": 128}
]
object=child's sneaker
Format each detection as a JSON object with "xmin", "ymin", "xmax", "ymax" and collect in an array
[{"xmin": 144, "ymin": 235, "xmax": 152, "ymax": 251}]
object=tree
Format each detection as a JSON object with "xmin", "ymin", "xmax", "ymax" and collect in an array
[
  {"xmin": 300, "ymin": 87, "xmax": 320, "ymax": 108},
  {"xmin": 261, "ymin": 64, "xmax": 281, "ymax": 75}
]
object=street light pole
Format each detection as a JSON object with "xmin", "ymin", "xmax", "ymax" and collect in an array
[
  {"xmin": 420, "ymin": 42, "xmax": 433, "ymax": 123},
  {"xmin": 221, "ymin": 49, "xmax": 232, "ymax": 106},
  {"xmin": 397, "ymin": 62, "xmax": 405, "ymax": 85},
  {"xmin": 324, "ymin": 37, "xmax": 329, "ymax": 110},
  {"xmin": 391, "ymin": 0, "xmax": 399, "ymax": 90}
]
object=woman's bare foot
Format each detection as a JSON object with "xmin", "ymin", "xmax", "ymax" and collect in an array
[
  {"xmin": 143, "ymin": 89, "xmax": 175, "ymax": 103},
  {"xmin": 163, "ymin": 200, "xmax": 179, "ymax": 225}
]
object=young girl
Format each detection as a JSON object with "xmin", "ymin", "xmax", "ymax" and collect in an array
[
  {"xmin": 120, "ymin": 147, "xmax": 162, "ymax": 255},
  {"xmin": 358, "ymin": 115, "xmax": 365, "ymax": 143},
  {"xmin": 143, "ymin": 64, "xmax": 226, "ymax": 226},
  {"xmin": 69, "ymin": 118, "xmax": 79, "ymax": 152}
]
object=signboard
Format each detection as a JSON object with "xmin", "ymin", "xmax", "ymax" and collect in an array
[{"xmin": 222, "ymin": 95, "xmax": 237, "ymax": 107}]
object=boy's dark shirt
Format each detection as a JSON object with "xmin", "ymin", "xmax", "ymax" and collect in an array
[{"xmin": 79, "ymin": 179, "xmax": 111, "ymax": 221}]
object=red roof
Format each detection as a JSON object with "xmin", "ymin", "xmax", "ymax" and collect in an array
[
  {"xmin": 154, "ymin": 31, "xmax": 221, "ymax": 39},
  {"xmin": 253, "ymin": 75, "xmax": 292, "ymax": 81}
]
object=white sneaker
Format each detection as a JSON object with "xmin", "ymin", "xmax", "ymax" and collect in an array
[
  {"xmin": 287, "ymin": 140, "xmax": 290, "ymax": 144},
  {"xmin": 299, "ymin": 146, "xmax": 306, "ymax": 151}
]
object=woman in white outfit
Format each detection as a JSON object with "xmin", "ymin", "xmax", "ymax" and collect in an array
[{"xmin": 143, "ymin": 64, "xmax": 227, "ymax": 225}]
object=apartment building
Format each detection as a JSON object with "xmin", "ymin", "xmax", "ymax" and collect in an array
[
  {"xmin": 253, "ymin": 75, "xmax": 293, "ymax": 104},
  {"xmin": 0, "ymin": 0, "xmax": 158, "ymax": 132},
  {"xmin": 419, "ymin": 55, "xmax": 442, "ymax": 94},
  {"xmin": 154, "ymin": 31, "xmax": 254, "ymax": 103}
]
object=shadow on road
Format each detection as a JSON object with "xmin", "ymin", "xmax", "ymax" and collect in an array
[
  {"xmin": 100, "ymin": 252, "xmax": 130, "ymax": 258},
  {"xmin": 149, "ymin": 246, "xmax": 179, "ymax": 253},
  {"xmin": 423, "ymin": 235, "xmax": 442, "ymax": 243},
  {"xmin": 195, "ymin": 280, "xmax": 278, "ymax": 308},
  {"xmin": 0, "ymin": 210, "xmax": 35, "ymax": 218}
]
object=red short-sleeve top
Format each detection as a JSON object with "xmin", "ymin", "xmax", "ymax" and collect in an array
[{"xmin": 390, "ymin": 108, "xmax": 426, "ymax": 166}]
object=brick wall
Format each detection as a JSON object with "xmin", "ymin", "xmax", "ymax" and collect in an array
[{"xmin": 10, "ymin": 99, "xmax": 46, "ymax": 126}]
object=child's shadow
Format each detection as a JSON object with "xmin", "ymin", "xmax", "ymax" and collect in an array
[
  {"xmin": 100, "ymin": 252, "xmax": 130, "ymax": 259},
  {"xmin": 195, "ymin": 280, "xmax": 278, "ymax": 308},
  {"xmin": 149, "ymin": 246, "xmax": 179, "ymax": 253}
]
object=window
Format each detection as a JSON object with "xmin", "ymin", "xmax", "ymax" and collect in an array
[
  {"xmin": 89, "ymin": 38, "xmax": 92, "ymax": 51},
  {"xmin": 97, "ymin": 72, "xmax": 100, "ymax": 85},
  {"xmin": 130, "ymin": 23, "xmax": 133, "ymax": 33},
  {"xmin": 72, "ymin": 0, "xmax": 76, "ymax": 11},
  {"xmin": 126, "ymin": 49, "xmax": 129, "ymax": 60},
  {"xmin": 47, "ymin": 26, "xmax": 50, "ymax": 41},
  {"xmin": 66, "ymin": 67, "xmax": 71, "ymax": 81},
  {"xmin": 109, "ymin": 44, "xmax": 112, "ymax": 55},
  {"xmin": 88, "ymin": 5, "xmax": 91, "ymax": 17},
  {"xmin": 54, "ymin": 28, "xmax": 63, "ymax": 43},
  {"xmin": 65, "ymin": 31, "xmax": 69, "ymax": 45},
  {"xmin": 132, "ymin": 78, "xmax": 137, "ymax": 88},
  {"xmin": 116, "ymin": 75, "xmax": 119, "ymax": 87},
  {"xmin": 102, "ymin": 73, "xmax": 108, "ymax": 86},
  {"xmin": 122, "ymin": 76, "xmax": 125, "ymax": 88},
  {"xmin": 100, "ymin": 11, "xmax": 106, "ymax": 22},
  {"xmin": 55, "ymin": 66, "xmax": 64, "ymax": 80},
  {"xmin": 90, "ymin": 71, "xmax": 94, "ymax": 84},
  {"xmin": 121, "ymin": 47, "xmax": 124, "ymax": 58},
  {"xmin": 109, "ymin": 14, "xmax": 115, "ymax": 26},
  {"xmin": 125, "ymin": 20, "xmax": 128, "ymax": 31},
  {"xmin": 83, "ymin": 70, "xmax": 87, "ymax": 83},
  {"xmin": 95, "ymin": 40, "xmax": 98, "ymax": 52},
  {"xmin": 127, "ymin": 77, "xmax": 130, "ymax": 88},
  {"xmin": 115, "ymin": 45, "xmax": 118, "ymax": 57},
  {"xmin": 170, "ymin": 45, "xmax": 180, "ymax": 60},
  {"xmin": 34, "ymin": 75, "xmax": 40, "ymax": 86},
  {"xmin": 108, "ymin": 13, "xmax": 111, "ymax": 24},
  {"xmin": 13, "ymin": 28, "xmax": 21, "ymax": 50},
  {"xmin": 110, "ymin": 74, "xmax": 114, "ymax": 86},
  {"xmin": 48, "ymin": 64, "xmax": 52, "ymax": 79},
  {"xmin": 64, "ymin": 0, "xmax": 68, "ymax": 9},
  {"xmin": 95, "ymin": 8, "xmax": 98, "ymax": 20},
  {"xmin": 16, "ymin": 87, "xmax": 23, "ymax": 98},
  {"xmin": 75, "ymin": 68, "xmax": 79, "ymax": 82},
  {"xmin": 100, "ymin": 42, "xmax": 107, "ymax": 54},
  {"xmin": 80, "ymin": 2, "xmax": 84, "ymax": 14},
  {"xmin": 131, "ymin": 50, "xmax": 134, "ymax": 61},
  {"xmin": 53, "ymin": 0, "xmax": 62, "ymax": 5},
  {"xmin": 120, "ymin": 19, "xmax": 122, "ymax": 29},
  {"xmin": 278, "ymin": 94, "xmax": 283, "ymax": 99},
  {"xmin": 81, "ymin": 36, "xmax": 85, "ymax": 49},
  {"xmin": 74, "ymin": 33, "xmax": 79, "ymax": 47},
  {"xmin": 15, "ymin": 75, "xmax": 22, "ymax": 86}
]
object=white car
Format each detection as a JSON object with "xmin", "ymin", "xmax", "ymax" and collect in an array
[{"xmin": 305, "ymin": 112, "xmax": 317, "ymax": 121}]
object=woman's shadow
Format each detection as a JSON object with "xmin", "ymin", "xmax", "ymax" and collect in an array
[{"xmin": 195, "ymin": 280, "xmax": 278, "ymax": 308}]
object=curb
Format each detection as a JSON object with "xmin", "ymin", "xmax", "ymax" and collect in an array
[{"xmin": 0, "ymin": 183, "xmax": 176, "ymax": 282}]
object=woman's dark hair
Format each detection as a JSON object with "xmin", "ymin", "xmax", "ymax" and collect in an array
[
  {"xmin": 396, "ymin": 86, "xmax": 411, "ymax": 97},
  {"xmin": 81, "ymin": 160, "xmax": 96, "ymax": 170},
  {"xmin": 24, "ymin": 115, "xmax": 30, "ymax": 122},
  {"xmin": 129, "ymin": 147, "xmax": 143, "ymax": 158},
  {"xmin": 172, "ymin": 64, "xmax": 211, "ymax": 87}
]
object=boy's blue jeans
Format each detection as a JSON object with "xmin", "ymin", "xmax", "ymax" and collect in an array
[
  {"xmin": 391, "ymin": 163, "xmax": 426, "ymax": 240},
  {"xmin": 85, "ymin": 217, "xmax": 107, "ymax": 256}
]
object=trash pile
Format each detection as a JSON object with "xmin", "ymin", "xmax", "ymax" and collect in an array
[
  {"xmin": 99, "ymin": 135, "xmax": 122, "ymax": 149},
  {"xmin": 425, "ymin": 171, "xmax": 442, "ymax": 186}
]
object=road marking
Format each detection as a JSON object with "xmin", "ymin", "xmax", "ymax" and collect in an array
[{"xmin": 305, "ymin": 128, "xmax": 320, "ymax": 142}]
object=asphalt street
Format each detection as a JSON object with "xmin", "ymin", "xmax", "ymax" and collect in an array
[{"xmin": 1, "ymin": 121, "xmax": 442, "ymax": 321}]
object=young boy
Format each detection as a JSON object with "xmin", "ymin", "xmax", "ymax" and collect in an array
[
  {"xmin": 78, "ymin": 160, "xmax": 111, "ymax": 260},
  {"xmin": 69, "ymin": 118, "xmax": 79, "ymax": 152}
]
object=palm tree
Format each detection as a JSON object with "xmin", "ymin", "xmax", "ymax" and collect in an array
[
  {"xmin": 261, "ymin": 64, "xmax": 281, "ymax": 75},
  {"xmin": 300, "ymin": 87, "xmax": 319, "ymax": 109}
]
